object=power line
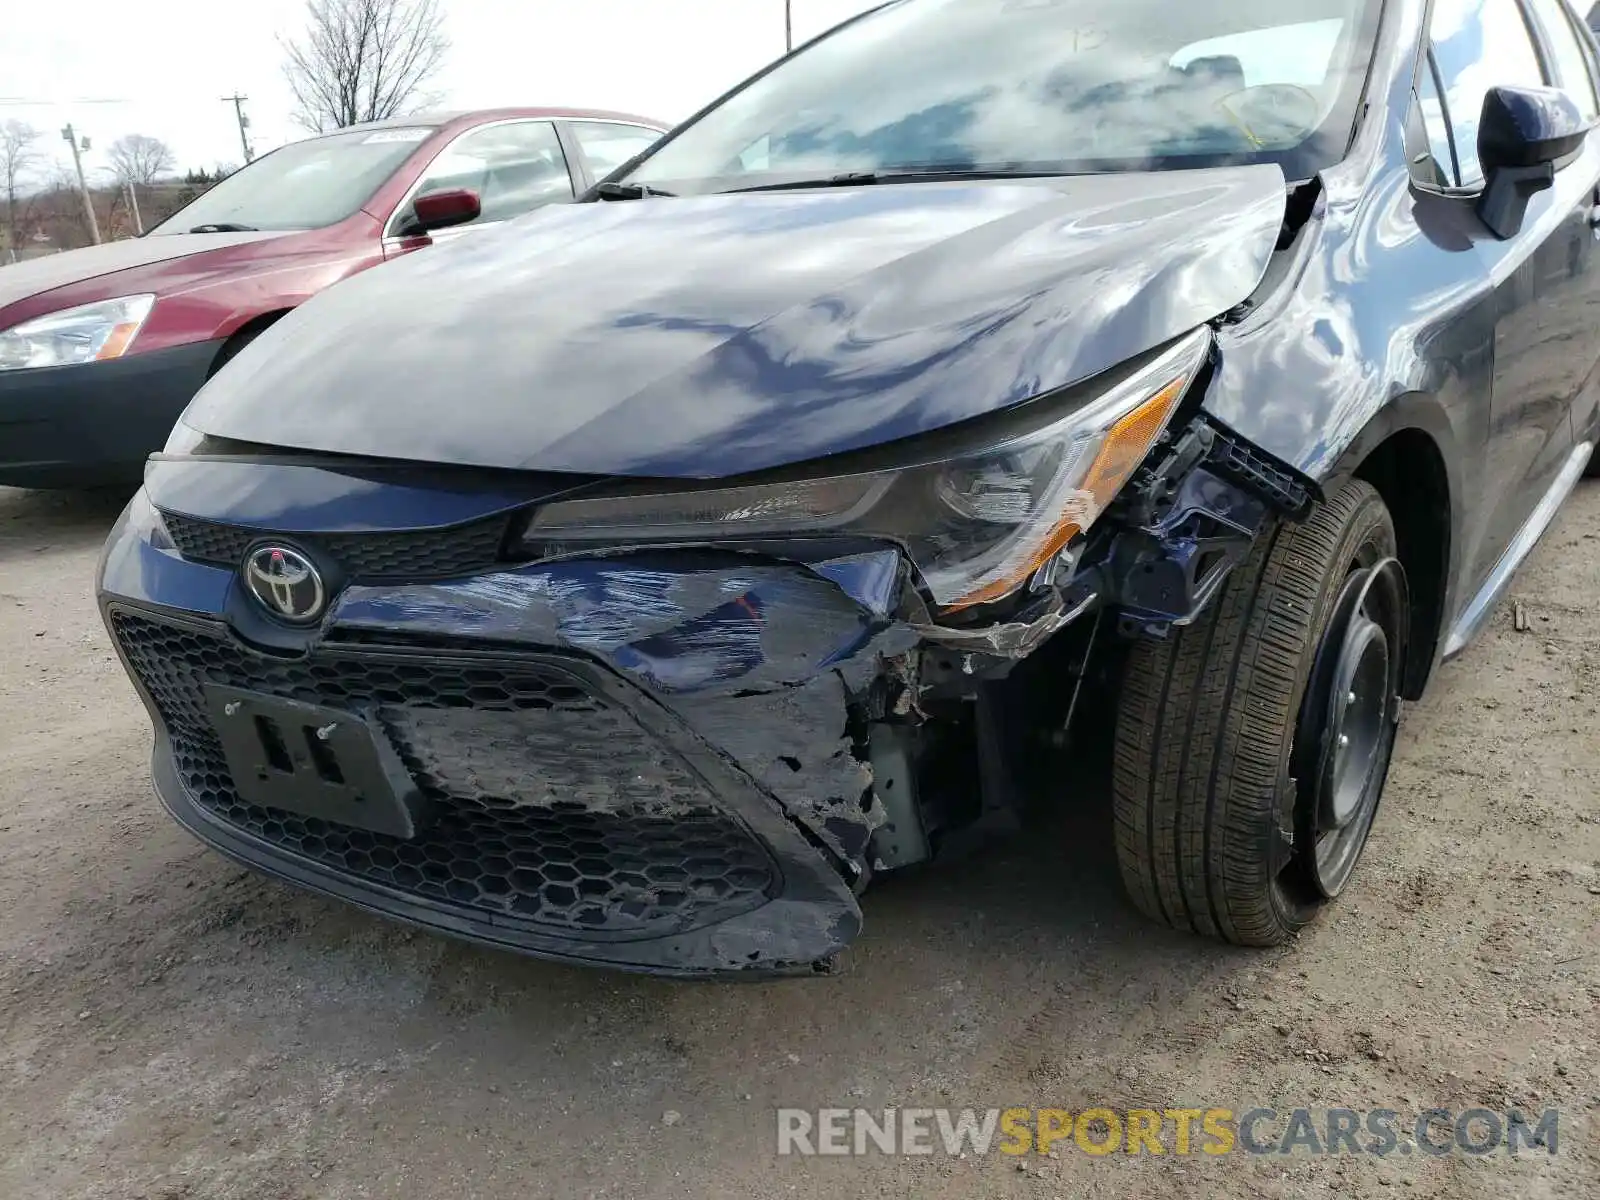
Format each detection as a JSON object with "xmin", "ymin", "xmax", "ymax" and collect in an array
[{"xmin": 0, "ymin": 97, "xmax": 130, "ymax": 106}]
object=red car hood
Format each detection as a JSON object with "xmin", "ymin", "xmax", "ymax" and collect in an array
[{"xmin": 0, "ymin": 231, "xmax": 287, "ymax": 310}]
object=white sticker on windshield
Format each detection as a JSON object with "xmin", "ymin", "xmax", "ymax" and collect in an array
[{"xmin": 362, "ymin": 128, "xmax": 432, "ymax": 144}]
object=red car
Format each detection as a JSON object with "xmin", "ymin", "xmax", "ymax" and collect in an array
[{"xmin": 0, "ymin": 107, "xmax": 666, "ymax": 488}]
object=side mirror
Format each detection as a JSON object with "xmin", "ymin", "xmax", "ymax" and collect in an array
[
  {"xmin": 409, "ymin": 187, "xmax": 482, "ymax": 234},
  {"xmin": 1477, "ymin": 85, "xmax": 1590, "ymax": 239}
]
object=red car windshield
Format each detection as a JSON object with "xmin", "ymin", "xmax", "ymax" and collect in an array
[{"xmin": 148, "ymin": 126, "xmax": 437, "ymax": 235}]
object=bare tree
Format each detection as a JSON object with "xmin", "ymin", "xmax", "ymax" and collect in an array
[
  {"xmin": 1, "ymin": 120, "xmax": 43, "ymax": 254},
  {"xmin": 282, "ymin": 0, "xmax": 449, "ymax": 133},
  {"xmin": 106, "ymin": 134, "xmax": 176, "ymax": 186}
]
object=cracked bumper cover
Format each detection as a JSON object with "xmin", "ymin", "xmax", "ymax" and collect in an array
[
  {"xmin": 100, "ymin": 413, "xmax": 1310, "ymax": 975},
  {"xmin": 100, "ymin": 493, "xmax": 918, "ymax": 976}
]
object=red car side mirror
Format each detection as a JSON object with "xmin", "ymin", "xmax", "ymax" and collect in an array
[{"xmin": 412, "ymin": 188, "xmax": 482, "ymax": 233}]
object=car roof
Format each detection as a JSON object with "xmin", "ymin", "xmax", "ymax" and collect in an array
[{"xmin": 336, "ymin": 107, "xmax": 669, "ymax": 135}]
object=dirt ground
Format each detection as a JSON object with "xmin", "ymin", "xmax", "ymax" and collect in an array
[{"xmin": 0, "ymin": 482, "xmax": 1595, "ymax": 1200}]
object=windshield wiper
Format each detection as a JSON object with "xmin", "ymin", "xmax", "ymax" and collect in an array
[
  {"xmin": 188, "ymin": 222, "xmax": 258, "ymax": 232},
  {"xmin": 587, "ymin": 181, "xmax": 676, "ymax": 202},
  {"xmin": 721, "ymin": 168, "xmax": 1075, "ymax": 194}
]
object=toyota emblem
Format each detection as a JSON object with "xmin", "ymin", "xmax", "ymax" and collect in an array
[{"xmin": 244, "ymin": 545, "xmax": 326, "ymax": 623}]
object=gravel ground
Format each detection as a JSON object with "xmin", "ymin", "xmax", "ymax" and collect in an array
[{"xmin": 0, "ymin": 482, "xmax": 1595, "ymax": 1200}]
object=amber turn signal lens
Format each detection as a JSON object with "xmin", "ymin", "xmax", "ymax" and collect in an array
[
  {"xmin": 94, "ymin": 321, "xmax": 146, "ymax": 361},
  {"xmin": 1079, "ymin": 373, "xmax": 1190, "ymax": 505},
  {"xmin": 939, "ymin": 372, "xmax": 1191, "ymax": 612}
]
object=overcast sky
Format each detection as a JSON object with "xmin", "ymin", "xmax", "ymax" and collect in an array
[{"xmin": 0, "ymin": 0, "xmax": 879, "ymax": 184}]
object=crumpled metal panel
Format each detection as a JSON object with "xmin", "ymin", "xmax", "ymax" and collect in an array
[
  {"xmin": 182, "ymin": 167, "xmax": 1286, "ymax": 479},
  {"xmin": 331, "ymin": 549, "xmax": 918, "ymax": 868}
]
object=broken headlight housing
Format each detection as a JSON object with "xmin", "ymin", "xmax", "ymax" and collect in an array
[{"xmin": 520, "ymin": 329, "xmax": 1210, "ymax": 613}]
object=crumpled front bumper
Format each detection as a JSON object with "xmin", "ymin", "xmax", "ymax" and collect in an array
[{"xmin": 99, "ymin": 462, "xmax": 921, "ymax": 976}]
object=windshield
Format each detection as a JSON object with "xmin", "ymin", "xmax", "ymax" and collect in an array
[
  {"xmin": 626, "ymin": 0, "xmax": 1380, "ymax": 193},
  {"xmin": 148, "ymin": 126, "xmax": 436, "ymax": 234}
]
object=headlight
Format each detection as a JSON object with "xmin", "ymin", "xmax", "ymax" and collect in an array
[
  {"xmin": 122, "ymin": 488, "xmax": 176, "ymax": 552},
  {"xmin": 162, "ymin": 420, "xmax": 207, "ymax": 454},
  {"xmin": 0, "ymin": 295, "xmax": 156, "ymax": 371},
  {"xmin": 521, "ymin": 329, "xmax": 1210, "ymax": 612}
]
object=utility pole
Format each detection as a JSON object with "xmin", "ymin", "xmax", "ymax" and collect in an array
[
  {"xmin": 222, "ymin": 94, "xmax": 253, "ymax": 163},
  {"xmin": 125, "ymin": 181, "xmax": 143, "ymax": 235},
  {"xmin": 60, "ymin": 123, "xmax": 101, "ymax": 245},
  {"xmin": 785, "ymin": 0, "xmax": 793, "ymax": 51}
]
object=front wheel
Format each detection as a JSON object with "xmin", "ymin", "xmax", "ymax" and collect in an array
[{"xmin": 1111, "ymin": 479, "xmax": 1408, "ymax": 946}]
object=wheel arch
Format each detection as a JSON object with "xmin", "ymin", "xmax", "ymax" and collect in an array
[
  {"xmin": 207, "ymin": 308, "xmax": 295, "ymax": 378},
  {"xmin": 1318, "ymin": 395, "xmax": 1462, "ymax": 699}
]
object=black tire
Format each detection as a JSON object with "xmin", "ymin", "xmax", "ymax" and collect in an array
[
  {"xmin": 1112, "ymin": 478, "xmax": 1400, "ymax": 946},
  {"xmin": 1584, "ymin": 446, "xmax": 1600, "ymax": 478}
]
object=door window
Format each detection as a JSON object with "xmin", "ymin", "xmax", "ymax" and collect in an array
[
  {"xmin": 1524, "ymin": 0, "xmax": 1600, "ymax": 116},
  {"xmin": 569, "ymin": 122, "xmax": 662, "ymax": 180},
  {"xmin": 1429, "ymin": 0, "xmax": 1549, "ymax": 187},
  {"xmin": 407, "ymin": 121, "xmax": 573, "ymax": 228}
]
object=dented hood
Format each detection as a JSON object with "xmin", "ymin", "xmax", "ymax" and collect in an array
[{"xmin": 184, "ymin": 168, "xmax": 1286, "ymax": 478}]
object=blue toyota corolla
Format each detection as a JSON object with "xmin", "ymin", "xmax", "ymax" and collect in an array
[{"xmin": 101, "ymin": 0, "xmax": 1600, "ymax": 974}]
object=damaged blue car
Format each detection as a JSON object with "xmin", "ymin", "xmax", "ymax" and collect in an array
[{"xmin": 100, "ymin": 0, "xmax": 1600, "ymax": 973}]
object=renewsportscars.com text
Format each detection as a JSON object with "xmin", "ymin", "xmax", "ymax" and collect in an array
[{"xmin": 776, "ymin": 1106, "xmax": 1561, "ymax": 1157}]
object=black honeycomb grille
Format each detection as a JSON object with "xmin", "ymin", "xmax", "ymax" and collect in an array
[
  {"xmin": 110, "ymin": 610, "xmax": 776, "ymax": 937},
  {"xmin": 159, "ymin": 511, "xmax": 512, "ymax": 582}
]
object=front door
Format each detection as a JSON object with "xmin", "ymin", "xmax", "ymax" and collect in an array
[
  {"xmin": 1430, "ymin": 0, "xmax": 1600, "ymax": 585},
  {"xmin": 1524, "ymin": 0, "xmax": 1600, "ymax": 446}
]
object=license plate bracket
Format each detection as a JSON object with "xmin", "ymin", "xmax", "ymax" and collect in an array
[{"xmin": 203, "ymin": 684, "xmax": 425, "ymax": 839}]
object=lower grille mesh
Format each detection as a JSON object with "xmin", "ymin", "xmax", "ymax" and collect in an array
[{"xmin": 110, "ymin": 610, "xmax": 776, "ymax": 937}]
